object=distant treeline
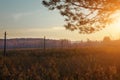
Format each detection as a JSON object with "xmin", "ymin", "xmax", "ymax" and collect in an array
[
  {"xmin": 0, "ymin": 38, "xmax": 71, "ymax": 49},
  {"xmin": 0, "ymin": 38, "xmax": 120, "ymax": 49}
]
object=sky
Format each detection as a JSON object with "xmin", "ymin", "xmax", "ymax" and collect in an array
[{"xmin": 0, "ymin": 0, "xmax": 120, "ymax": 41}]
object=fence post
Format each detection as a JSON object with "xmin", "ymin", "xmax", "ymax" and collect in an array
[
  {"xmin": 44, "ymin": 36, "xmax": 46, "ymax": 53},
  {"xmin": 4, "ymin": 31, "xmax": 7, "ymax": 56},
  {"xmin": 61, "ymin": 40, "xmax": 64, "ymax": 49}
]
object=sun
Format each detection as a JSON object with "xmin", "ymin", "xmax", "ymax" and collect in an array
[
  {"xmin": 110, "ymin": 11, "xmax": 120, "ymax": 29},
  {"xmin": 108, "ymin": 11, "xmax": 120, "ymax": 39}
]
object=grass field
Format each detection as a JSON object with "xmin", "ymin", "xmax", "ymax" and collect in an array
[{"xmin": 0, "ymin": 47, "xmax": 120, "ymax": 80}]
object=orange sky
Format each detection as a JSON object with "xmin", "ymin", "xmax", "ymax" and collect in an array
[{"xmin": 0, "ymin": 0, "xmax": 120, "ymax": 41}]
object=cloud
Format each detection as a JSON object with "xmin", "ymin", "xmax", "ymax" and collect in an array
[
  {"xmin": 26, "ymin": 26, "xmax": 65, "ymax": 32},
  {"xmin": 12, "ymin": 10, "xmax": 40, "ymax": 21},
  {"xmin": 13, "ymin": 12, "xmax": 32, "ymax": 21},
  {"xmin": 51, "ymin": 26, "xmax": 65, "ymax": 30}
]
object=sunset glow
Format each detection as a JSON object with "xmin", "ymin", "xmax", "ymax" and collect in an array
[
  {"xmin": 0, "ymin": 0, "xmax": 120, "ymax": 41},
  {"xmin": 1, "ymin": 1, "xmax": 120, "ymax": 80}
]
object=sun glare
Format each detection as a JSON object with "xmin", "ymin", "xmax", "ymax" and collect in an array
[{"xmin": 108, "ymin": 11, "xmax": 120, "ymax": 39}]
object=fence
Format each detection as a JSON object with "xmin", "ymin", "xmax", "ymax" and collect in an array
[{"xmin": 0, "ymin": 32, "xmax": 72, "ymax": 54}]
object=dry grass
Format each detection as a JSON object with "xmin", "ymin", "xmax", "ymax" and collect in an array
[{"xmin": 0, "ymin": 47, "xmax": 120, "ymax": 80}]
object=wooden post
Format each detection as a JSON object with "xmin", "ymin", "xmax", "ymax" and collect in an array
[
  {"xmin": 4, "ymin": 32, "xmax": 7, "ymax": 56},
  {"xmin": 61, "ymin": 40, "xmax": 63, "ymax": 49},
  {"xmin": 44, "ymin": 36, "xmax": 46, "ymax": 53}
]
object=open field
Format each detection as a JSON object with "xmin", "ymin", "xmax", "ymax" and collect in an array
[{"xmin": 0, "ymin": 47, "xmax": 120, "ymax": 80}]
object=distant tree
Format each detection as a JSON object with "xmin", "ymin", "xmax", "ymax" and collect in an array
[
  {"xmin": 87, "ymin": 38, "xmax": 91, "ymax": 43},
  {"xmin": 42, "ymin": 0, "xmax": 120, "ymax": 34},
  {"xmin": 103, "ymin": 36, "xmax": 111, "ymax": 42},
  {"xmin": 60, "ymin": 39, "xmax": 71, "ymax": 48}
]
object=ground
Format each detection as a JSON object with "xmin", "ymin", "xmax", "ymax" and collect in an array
[{"xmin": 0, "ymin": 47, "xmax": 120, "ymax": 80}]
